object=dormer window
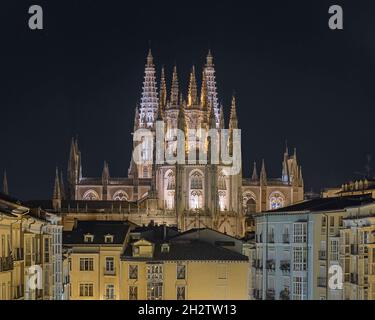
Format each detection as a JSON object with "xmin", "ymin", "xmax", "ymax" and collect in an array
[
  {"xmin": 161, "ymin": 243, "xmax": 170, "ymax": 253},
  {"xmin": 104, "ymin": 235, "xmax": 114, "ymax": 244},
  {"xmin": 84, "ymin": 234, "xmax": 94, "ymax": 243}
]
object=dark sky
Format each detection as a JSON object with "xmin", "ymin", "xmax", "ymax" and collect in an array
[{"xmin": 1, "ymin": 0, "xmax": 375, "ymax": 200}]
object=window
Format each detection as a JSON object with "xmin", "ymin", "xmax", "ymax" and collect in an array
[
  {"xmin": 166, "ymin": 172, "xmax": 175, "ymax": 190},
  {"xmin": 129, "ymin": 286, "xmax": 138, "ymax": 300},
  {"xmin": 104, "ymin": 235, "xmax": 114, "ymax": 243},
  {"xmin": 177, "ymin": 263, "xmax": 186, "ymax": 280},
  {"xmin": 129, "ymin": 265, "xmax": 138, "ymax": 280},
  {"xmin": 84, "ymin": 234, "xmax": 94, "ymax": 243},
  {"xmin": 190, "ymin": 171, "xmax": 203, "ymax": 189},
  {"xmin": 80, "ymin": 258, "xmax": 94, "ymax": 271},
  {"xmin": 330, "ymin": 216, "xmax": 335, "ymax": 227},
  {"xmin": 82, "ymin": 190, "xmax": 99, "ymax": 201},
  {"xmin": 105, "ymin": 284, "xmax": 115, "ymax": 300},
  {"xmin": 147, "ymin": 283, "xmax": 163, "ymax": 300},
  {"xmin": 269, "ymin": 192, "xmax": 284, "ymax": 210},
  {"xmin": 292, "ymin": 277, "xmax": 307, "ymax": 300},
  {"xmin": 330, "ymin": 239, "xmax": 339, "ymax": 261},
  {"xmin": 293, "ymin": 223, "xmax": 307, "ymax": 243},
  {"xmin": 177, "ymin": 286, "xmax": 186, "ymax": 300},
  {"xmin": 113, "ymin": 190, "xmax": 128, "ymax": 201},
  {"xmin": 245, "ymin": 198, "xmax": 256, "ymax": 214},
  {"xmin": 293, "ymin": 247, "xmax": 307, "ymax": 271},
  {"xmin": 44, "ymin": 238, "xmax": 50, "ymax": 263},
  {"xmin": 339, "ymin": 216, "xmax": 343, "ymax": 227},
  {"xmin": 190, "ymin": 190, "xmax": 203, "ymax": 209},
  {"xmin": 218, "ymin": 191, "xmax": 227, "ymax": 211},
  {"xmin": 147, "ymin": 264, "xmax": 163, "ymax": 281},
  {"xmin": 105, "ymin": 257, "xmax": 115, "ymax": 274},
  {"xmin": 79, "ymin": 283, "xmax": 93, "ymax": 297},
  {"xmin": 218, "ymin": 174, "xmax": 226, "ymax": 190}
]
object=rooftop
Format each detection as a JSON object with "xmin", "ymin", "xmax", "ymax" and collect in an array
[
  {"xmin": 63, "ymin": 220, "xmax": 130, "ymax": 245},
  {"xmin": 269, "ymin": 194, "xmax": 375, "ymax": 213}
]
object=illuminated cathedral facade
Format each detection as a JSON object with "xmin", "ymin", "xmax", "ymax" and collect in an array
[{"xmin": 54, "ymin": 50, "xmax": 304, "ymax": 237}]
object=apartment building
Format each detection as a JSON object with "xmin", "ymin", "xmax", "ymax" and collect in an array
[
  {"xmin": 0, "ymin": 193, "xmax": 63, "ymax": 300},
  {"xmin": 250, "ymin": 195, "xmax": 375, "ymax": 300}
]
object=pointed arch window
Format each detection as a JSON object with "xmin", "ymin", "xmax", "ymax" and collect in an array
[
  {"xmin": 83, "ymin": 190, "xmax": 100, "ymax": 201},
  {"xmin": 269, "ymin": 192, "xmax": 285, "ymax": 210},
  {"xmin": 218, "ymin": 174, "xmax": 227, "ymax": 190},
  {"xmin": 167, "ymin": 172, "xmax": 175, "ymax": 190},
  {"xmin": 113, "ymin": 190, "xmax": 129, "ymax": 201},
  {"xmin": 190, "ymin": 172, "xmax": 203, "ymax": 190},
  {"xmin": 190, "ymin": 190, "xmax": 203, "ymax": 209}
]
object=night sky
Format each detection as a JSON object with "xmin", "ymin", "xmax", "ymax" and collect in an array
[{"xmin": 1, "ymin": 0, "xmax": 375, "ymax": 200}]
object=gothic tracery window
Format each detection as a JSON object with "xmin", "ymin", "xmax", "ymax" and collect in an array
[
  {"xmin": 83, "ymin": 190, "xmax": 100, "ymax": 201},
  {"xmin": 190, "ymin": 190, "xmax": 203, "ymax": 209},
  {"xmin": 218, "ymin": 174, "xmax": 226, "ymax": 190},
  {"xmin": 269, "ymin": 192, "xmax": 285, "ymax": 210},
  {"xmin": 218, "ymin": 191, "xmax": 227, "ymax": 211},
  {"xmin": 113, "ymin": 190, "xmax": 129, "ymax": 201},
  {"xmin": 190, "ymin": 171, "xmax": 203, "ymax": 190},
  {"xmin": 167, "ymin": 172, "xmax": 175, "ymax": 190}
]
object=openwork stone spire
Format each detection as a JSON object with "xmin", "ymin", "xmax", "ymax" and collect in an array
[
  {"xmin": 53, "ymin": 167, "xmax": 61, "ymax": 200},
  {"xmin": 140, "ymin": 49, "xmax": 159, "ymax": 128},
  {"xmin": 204, "ymin": 50, "xmax": 219, "ymax": 126}
]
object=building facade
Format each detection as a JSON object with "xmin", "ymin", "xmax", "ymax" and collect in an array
[
  {"xmin": 249, "ymin": 195, "xmax": 375, "ymax": 300},
  {"xmin": 51, "ymin": 50, "xmax": 304, "ymax": 238},
  {"xmin": 63, "ymin": 221, "xmax": 249, "ymax": 300},
  {"xmin": 0, "ymin": 193, "xmax": 63, "ymax": 300}
]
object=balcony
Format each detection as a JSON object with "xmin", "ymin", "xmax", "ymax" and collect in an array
[
  {"xmin": 105, "ymin": 295, "xmax": 116, "ymax": 300},
  {"xmin": 104, "ymin": 268, "xmax": 116, "ymax": 276},
  {"xmin": 266, "ymin": 289, "xmax": 275, "ymax": 300},
  {"xmin": 0, "ymin": 256, "xmax": 14, "ymax": 272},
  {"xmin": 318, "ymin": 250, "xmax": 327, "ymax": 260},
  {"xmin": 13, "ymin": 248, "xmax": 24, "ymax": 261},
  {"xmin": 279, "ymin": 288, "xmax": 290, "ymax": 300},
  {"xmin": 282, "ymin": 234, "xmax": 290, "ymax": 244},
  {"xmin": 317, "ymin": 277, "xmax": 327, "ymax": 288},
  {"xmin": 266, "ymin": 259, "xmax": 275, "ymax": 271},
  {"xmin": 280, "ymin": 260, "xmax": 290, "ymax": 273}
]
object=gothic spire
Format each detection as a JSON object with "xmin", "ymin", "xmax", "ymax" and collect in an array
[
  {"xmin": 260, "ymin": 159, "xmax": 267, "ymax": 185},
  {"xmin": 140, "ymin": 49, "xmax": 158, "ymax": 127},
  {"xmin": 60, "ymin": 170, "xmax": 66, "ymax": 200},
  {"xmin": 188, "ymin": 65, "xmax": 198, "ymax": 106},
  {"xmin": 200, "ymin": 70, "xmax": 208, "ymax": 111},
  {"xmin": 229, "ymin": 95, "xmax": 238, "ymax": 129},
  {"xmin": 170, "ymin": 65, "xmax": 179, "ymax": 106},
  {"xmin": 2, "ymin": 170, "xmax": 8, "ymax": 195},
  {"xmin": 204, "ymin": 50, "xmax": 219, "ymax": 123},
  {"xmin": 102, "ymin": 161, "xmax": 110, "ymax": 185},
  {"xmin": 219, "ymin": 104, "xmax": 225, "ymax": 129},
  {"xmin": 159, "ymin": 66, "xmax": 167, "ymax": 109},
  {"xmin": 251, "ymin": 162, "xmax": 258, "ymax": 181},
  {"xmin": 299, "ymin": 166, "xmax": 304, "ymax": 187},
  {"xmin": 133, "ymin": 106, "xmax": 140, "ymax": 131},
  {"xmin": 53, "ymin": 167, "xmax": 61, "ymax": 200}
]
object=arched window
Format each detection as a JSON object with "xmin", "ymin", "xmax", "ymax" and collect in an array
[
  {"xmin": 190, "ymin": 190, "xmax": 203, "ymax": 209},
  {"xmin": 218, "ymin": 191, "xmax": 227, "ymax": 211},
  {"xmin": 83, "ymin": 190, "xmax": 100, "ymax": 201},
  {"xmin": 113, "ymin": 190, "xmax": 129, "ymax": 201},
  {"xmin": 166, "ymin": 172, "xmax": 175, "ymax": 190},
  {"xmin": 245, "ymin": 198, "xmax": 256, "ymax": 214},
  {"xmin": 190, "ymin": 171, "xmax": 203, "ymax": 190},
  {"xmin": 218, "ymin": 174, "xmax": 226, "ymax": 190},
  {"xmin": 269, "ymin": 192, "xmax": 285, "ymax": 210}
]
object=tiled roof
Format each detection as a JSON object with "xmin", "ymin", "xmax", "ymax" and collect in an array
[
  {"xmin": 63, "ymin": 220, "xmax": 130, "ymax": 245},
  {"xmin": 123, "ymin": 239, "xmax": 248, "ymax": 262}
]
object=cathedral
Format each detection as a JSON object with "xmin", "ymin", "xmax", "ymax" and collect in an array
[{"xmin": 51, "ymin": 50, "xmax": 304, "ymax": 237}]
